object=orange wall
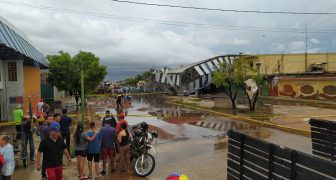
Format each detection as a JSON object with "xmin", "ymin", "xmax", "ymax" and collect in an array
[{"xmin": 23, "ymin": 66, "xmax": 41, "ymax": 115}]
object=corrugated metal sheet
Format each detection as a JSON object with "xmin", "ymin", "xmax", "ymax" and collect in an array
[{"xmin": 0, "ymin": 15, "xmax": 47, "ymax": 67}]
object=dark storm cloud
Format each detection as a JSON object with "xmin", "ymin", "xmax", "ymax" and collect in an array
[{"xmin": 0, "ymin": 0, "xmax": 335, "ymax": 80}]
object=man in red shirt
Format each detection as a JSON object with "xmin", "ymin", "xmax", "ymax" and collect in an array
[{"xmin": 116, "ymin": 113, "xmax": 128, "ymax": 134}]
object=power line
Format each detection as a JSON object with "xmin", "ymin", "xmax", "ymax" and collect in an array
[
  {"xmin": 1, "ymin": 0, "xmax": 336, "ymax": 34},
  {"xmin": 266, "ymin": 4, "xmax": 335, "ymax": 53},
  {"xmin": 304, "ymin": 2, "xmax": 336, "ymax": 27},
  {"xmin": 109, "ymin": 0, "xmax": 336, "ymax": 15}
]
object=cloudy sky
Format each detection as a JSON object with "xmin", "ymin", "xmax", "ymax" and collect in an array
[{"xmin": 1, "ymin": 0, "xmax": 336, "ymax": 80}]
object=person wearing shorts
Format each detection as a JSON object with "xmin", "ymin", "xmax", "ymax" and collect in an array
[
  {"xmin": 87, "ymin": 122, "xmax": 101, "ymax": 179},
  {"xmin": 74, "ymin": 123, "xmax": 97, "ymax": 180},
  {"xmin": 100, "ymin": 119, "xmax": 116, "ymax": 176}
]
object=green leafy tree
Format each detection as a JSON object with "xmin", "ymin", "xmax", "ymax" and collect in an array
[
  {"xmin": 125, "ymin": 77, "xmax": 138, "ymax": 86},
  {"xmin": 212, "ymin": 55, "xmax": 262, "ymax": 111},
  {"xmin": 212, "ymin": 61, "xmax": 240, "ymax": 109},
  {"xmin": 72, "ymin": 51, "xmax": 107, "ymax": 94},
  {"xmin": 142, "ymin": 69, "xmax": 154, "ymax": 81},
  {"xmin": 47, "ymin": 51, "xmax": 77, "ymax": 93},
  {"xmin": 125, "ymin": 69, "xmax": 154, "ymax": 86},
  {"xmin": 47, "ymin": 51, "xmax": 107, "ymax": 96}
]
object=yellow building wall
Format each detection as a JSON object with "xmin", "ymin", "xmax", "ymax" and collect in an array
[
  {"xmin": 327, "ymin": 54, "xmax": 336, "ymax": 72},
  {"xmin": 253, "ymin": 53, "xmax": 336, "ymax": 75},
  {"xmin": 278, "ymin": 78, "xmax": 336, "ymax": 100},
  {"xmin": 23, "ymin": 66, "xmax": 41, "ymax": 115}
]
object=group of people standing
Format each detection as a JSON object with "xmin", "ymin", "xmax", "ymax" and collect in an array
[
  {"xmin": 36, "ymin": 109, "xmax": 73, "ymax": 180},
  {"xmin": 0, "ymin": 100, "xmax": 53, "ymax": 180},
  {"xmin": 34, "ymin": 109, "xmax": 131, "ymax": 180},
  {"xmin": 1, "ymin": 96, "xmax": 133, "ymax": 180},
  {"xmin": 73, "ymin": 110, "xmax": 131, "ymax": 179}
]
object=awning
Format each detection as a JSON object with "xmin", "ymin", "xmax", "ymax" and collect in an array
[{"xmin": 0, "ymin": 15, "xmax": 48, "ymax": 68}]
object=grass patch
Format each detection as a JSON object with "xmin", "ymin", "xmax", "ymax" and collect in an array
[
  {"xmin": 188, "ymin": 98, "xmax": 202, "ymax": 102},
  {"xmin": 239, "ymin": 110, "xmax": 275, "ymax": 121}
]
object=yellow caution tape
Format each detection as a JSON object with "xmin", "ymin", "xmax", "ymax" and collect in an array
[
  {"xmin": 88, "ymin": 92, "xmax": 168, "ymax": 97},
  {"xmin": 167, "ymin": 100, "xmax": 311, "ymax": 136},
  {"xmin": 0, "ymin": 113, "xmax": 157, "ymax": 127}
]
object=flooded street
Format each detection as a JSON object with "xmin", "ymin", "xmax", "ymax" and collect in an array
[{"xmin": 13, "ymin": 95, "xmax": 312, "ymax": 180}]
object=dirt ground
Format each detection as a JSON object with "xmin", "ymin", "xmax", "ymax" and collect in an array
[
  {"xmin": 169, "ymin": 95, "xmax": 336, "ymax": 133},
  {"xmin": 271, "ymin": 105, "xmax": 336, "ymax": 131}
]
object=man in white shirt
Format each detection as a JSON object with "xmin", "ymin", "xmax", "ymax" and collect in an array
[{"xmin": 37, "ymin": 99, "xmax": 44, "ymax": 112}]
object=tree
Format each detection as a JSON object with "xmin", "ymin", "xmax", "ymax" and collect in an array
[
  {"xmin": 212, "ymin": 60, "xmax": 240, "ymax": 109},
  {"xmin": 212, "ymin": 55, "xmax": 262, "ymax": 111},
  {"xmin": 72, "ymin": 51, "xmax": 108, "ymax": 94},
  {"xmin": 142, "ymin": 69, "xmax": 154, "ymax": 81},
  {"xmin": 235, "ymin": 56, "xmax": 262, "ymax": 111},
  {"xmin": 47, "ymin": 51, "xmax": 107, "ymax": 96},
  {"xmin": 124, "ymin": 69, "xmax": 154, "ymax": 86},
  {"xmin": 47, "ymin": 51, "xmax": 77, "ymax": 94}
]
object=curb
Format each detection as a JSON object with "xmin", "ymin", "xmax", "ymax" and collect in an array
[{"xmin": 167, "ymin": 100, "xmax": 311, "ymax": 136}]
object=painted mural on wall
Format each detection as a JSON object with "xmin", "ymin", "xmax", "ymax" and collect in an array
[{"xmin": 278, "ymin": 77, "xmax": 336, "ymax": 100}]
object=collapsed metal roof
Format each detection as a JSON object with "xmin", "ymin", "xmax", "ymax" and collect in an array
[
  {"xmin": 155, "ymin": 55, "xmax": 239, "ymax": 87},
  {"xmin": 0, "ymin": 15, "xmax": 48, "ymax": 68}
]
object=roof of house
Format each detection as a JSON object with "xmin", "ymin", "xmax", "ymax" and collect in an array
[
  {"xmin": 0, "ymin": 15, "xmax": 48, "ymax": 68},
  {"xmin": 167, "ymin": 55, "xmax": 238, "ymax": 74}
]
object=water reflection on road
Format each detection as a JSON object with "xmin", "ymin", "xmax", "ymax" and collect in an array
[{"xmin": 13, "ymin": 95, "xmax": 312, "ymax": 180}]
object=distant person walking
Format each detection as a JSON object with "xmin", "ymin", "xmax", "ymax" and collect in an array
[
  {"xmin": 115, "ymin": 94, "xmax": 123, "ymax": 110},
  {"xmin": 74, "ymin": 123, "xmax": 97, "ymax": 180},
  {"xmin": 87, "ymin": 122, "xmax": 101, "ymax": 179},
  {"xmin": 102, "ymin": 110, "xmax": 117, "ymax": 128},
  {"xmin": 0, "ymin": 135, "xmax": 15, "ymax": 180},
  {"xmin": 13, "ymin": 104, "xmax": 24, "ymax": 141},
  {"xmin": 100, "ymin": 119, "xmax": 116, "ymax": 176},
  {"xmin": 22, "ymin": 117, "xmax": 35, "ymax": 163},
  {"xmin": 60, "ymin": 109, "xmax": 72, "ymax": 153},
  {"xmin": 37, "ymin": 122, "xmax": 72, "ymax": 180}
]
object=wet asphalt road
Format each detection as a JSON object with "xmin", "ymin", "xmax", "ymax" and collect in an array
[{"xmin": 12, "ymin": 96, "xmax": 312, "ymax": 180}]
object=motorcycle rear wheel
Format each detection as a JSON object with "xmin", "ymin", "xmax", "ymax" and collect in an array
[{"xmin": 134, "ymin": 154, "xmax": 156, "ymax": 177}]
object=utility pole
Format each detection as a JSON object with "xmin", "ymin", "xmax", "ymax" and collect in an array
[
  {"xmin": 81, "ymin": 69, "xmax": 85, "ymax": 124},
  {"xmin": 305, "ymin": 25, "xmax": 308, "ymax": 72},
  {"xmin": 326, "ymin": 51, "xmax": 329, "ymax": 71}
]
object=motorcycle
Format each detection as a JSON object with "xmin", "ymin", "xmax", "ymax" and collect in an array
[{"xmin": 130, "ymin": 122, "xmax": 159, "ymax": 177}]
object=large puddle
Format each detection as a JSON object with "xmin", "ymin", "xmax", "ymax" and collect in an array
[
  {"xmin": 91, "ymin": 96, "xmax": 312, "ymax": 153},
  {"xmin": 12, "ymin": 95, "xmax": 313, "ymax": 180}
]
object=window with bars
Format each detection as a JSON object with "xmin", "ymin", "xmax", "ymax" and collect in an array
[{"xmin": 8, "ymin": 62, "xmax": 17, "ymax": 81}]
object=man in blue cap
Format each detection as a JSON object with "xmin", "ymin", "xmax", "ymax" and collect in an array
[{"xmin": 37, "ymin": 122, "xmax": 72, "ymax": 180}]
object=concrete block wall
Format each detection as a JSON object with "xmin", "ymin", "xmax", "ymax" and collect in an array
[{"xmin": 0, "ymin": 60, "xmax": 24, "ymax": 121}]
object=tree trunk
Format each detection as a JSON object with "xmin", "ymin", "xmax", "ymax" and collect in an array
[
  {"xmin": 225, "ymin": 84, "xmax": 237, "ymax": 110},
  {"xmin": 251, "ymin": 89, "xmax": 260, "ymax": 111},
  {"xmin": 241, "ymin": 87, "xmax": 253, "ymax": 111},
  {"xmin": 229, "ymin": 96, "xmax": 237, "ymax": 109}
]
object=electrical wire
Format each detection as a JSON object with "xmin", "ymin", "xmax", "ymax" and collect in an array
[
  {"xmin": 0, "ymin": 0, "xmax": 336, "ymax": 34},
  {"xmin": 109, "ymin": 0, "xmax": 336, "ymax": 15}
]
